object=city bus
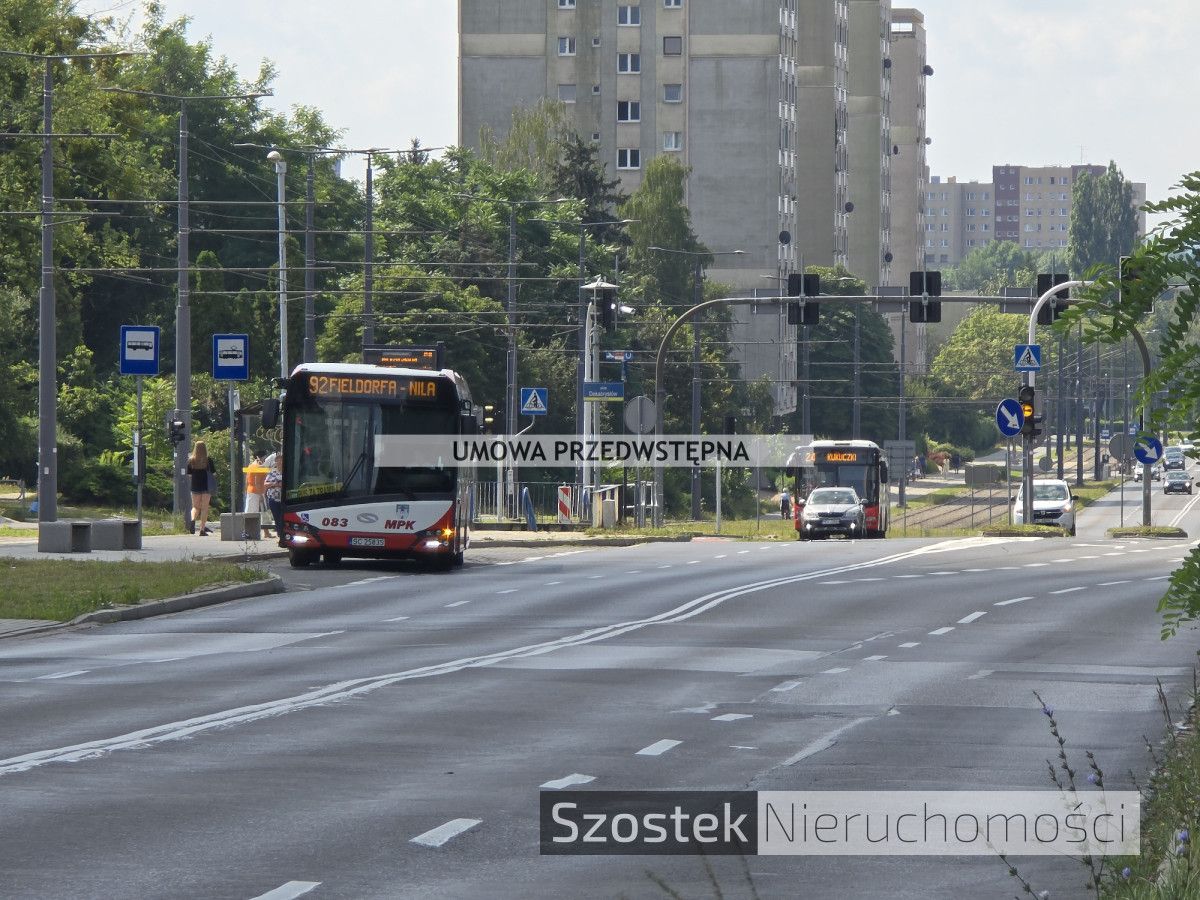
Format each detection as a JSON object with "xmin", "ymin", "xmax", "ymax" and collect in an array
[
  {"xmin": 277, "ymin": 362, "xmax": 477, "ymax": 569},
  {"xmin": 786, "ymin": 439, "xmax": 891, "ymax": 539}
]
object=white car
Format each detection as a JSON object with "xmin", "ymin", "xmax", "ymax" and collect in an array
[
  {"xmin": 1012, "ymin": 479, "xmax": 1076, "ymax": 535},
  {"xmin": 1133, "ymin": 466, "xmax": 1162, "ymax": 482}
]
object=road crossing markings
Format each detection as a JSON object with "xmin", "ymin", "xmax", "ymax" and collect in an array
[
  {"xmin": 35, "ymin": 670, "xmax": 88, "ymax": 680},
  {"xmin": 898, "ymin": 642, "xmax": 921, "ymax": 648},
  {"xmin": 445, "ymin": 601, "xmax": 471, "ymax": 608},
  {"xmin": 712, "ymin": 713, "xmax": 753, "ymax": 722},
  {"xmin": 411, "ymin": 818, "xmax": 482, "ymax": 848},
  {"xmin": 928, "ymin": 627, "xmax": 955, "ymax": 636},
  {"xmin": 249, "ymin": 881, "xmax": 321, "ymax": 900},
  {"xmin": 383, "ymin": 615, "xmax": 411, "ymax": 622},
  {"xmin": 636, "ymin": 739, "xmax": 682, "ymax": 757},
  {"xmin": 821, "ymin": 667, "xmax": 851, "ymax": 675},
  {"xmin": 864, "ymin": 655, "xmax": 888, "ymax": 661},
  {"xmin": 1096, "ymin": 580, "xmax": 1131, "ymax": 587},
  {"xmin": 1050, "ymin": 587, "xmax": 1085, "ymax": 595},
  {"xmin": 957, "ymin": 612, "xmax": 987, "ymax": 624},
  {"xmin": 994, "ymin": 596, "xmax": 1032, "ymax": 606},
  {"xmin": 541, "ymin": 773, "xmax": 596, "ymax": 789}
]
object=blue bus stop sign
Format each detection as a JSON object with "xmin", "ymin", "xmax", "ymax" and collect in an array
[
  {"xmin": 119, "ymin": 325, "xmax": 160, "ymax": 376},
  {"xmin": 212, "ymin": 334, "xmax": 249, "ymax": 381}
]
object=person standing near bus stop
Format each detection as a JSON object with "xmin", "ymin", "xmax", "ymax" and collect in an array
[
  {"xmin": 263, "ymin": 452, "xmax": 283, "ymax": 545},
  {"xmin": 186, "ymin": 440, "xmax": 216, "ymax": 535}
]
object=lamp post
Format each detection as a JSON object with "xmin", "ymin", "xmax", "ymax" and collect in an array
[{"xmin": 648, "ymin": 246, "xmax": 745, "ymax": 520}]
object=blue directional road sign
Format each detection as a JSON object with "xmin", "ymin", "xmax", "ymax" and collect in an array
[
  {"xmin": 995, "ymin": 398, "xmax": 1025, "ymax": 437},
  {"xmin": 119, "ymin": 325, "xmax": 160, "ymax": 376},
  {"xmin": 604, "ymin": 350, "xmax": 634, "ymax": 362},
  {"xmin": 212, "ymin": 334, "xmax": 249, "ymax": 381},
  {"xmin": 1014, "ymin": 344, "xmax": 1042, "ymax": 372},
  {"xmin": 1133, "ymin": 434, "xmax": 1164, "ymax": 466},
  {"xmin": 520, "ymin": 387, "xmax": 548, "ymax": 416},
  {"xmin": 584, "ymin": 381, "xmax": 624, "ymax": 402}
]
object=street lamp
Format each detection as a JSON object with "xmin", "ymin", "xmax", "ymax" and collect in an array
[{"xmin": 648, "ymin": 246, "xmax": 745, "ymax": 520}]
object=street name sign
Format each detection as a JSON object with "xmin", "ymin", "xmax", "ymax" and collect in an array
[{"xmin": 584, "ymin": 381, "xmax": 624, "ymax": 402}]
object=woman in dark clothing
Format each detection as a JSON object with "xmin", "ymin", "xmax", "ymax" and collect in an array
[{"xmin": 185, "ymin": 440, "xmax": 216, "ymax": 535}]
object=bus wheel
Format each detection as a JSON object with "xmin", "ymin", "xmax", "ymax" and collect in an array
[
  {"xmin": 323, "ymin": 551, "xmax": 342, "ymax": 566},
  {"xmin": 289, "ymin": 549, "xmax": 317, "ymax": 568}
]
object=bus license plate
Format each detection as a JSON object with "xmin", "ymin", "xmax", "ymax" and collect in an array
[{"xmin": 349, "ymin": 536, "xmax": 386, "ymax": 548}]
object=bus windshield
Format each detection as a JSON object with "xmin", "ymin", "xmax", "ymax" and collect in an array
[
  {"xmin": 284, "ymin": 395, "xmax": 458, "ymax": 504},
  {"xmin": 811, "ymin": 464, "xmax": 872, "ymax": 500}
]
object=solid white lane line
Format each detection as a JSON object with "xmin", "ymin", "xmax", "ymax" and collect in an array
[
  {"xmin": 636, "ymin": 739, "xmax": 681, "ymax": 757},
  {"xmin": 928, "ymin": 627, "xmax": 955, "ymax": 636},
  {"xmin": 1023, "ymin": 563, "xmax": 1048, "ymax": 567},
  {"xmin": 712, "ymin": 713, "xmax": 753, "ymax": 722},
  {"xmin": 927, "ymin": 571, "xmax": 956, "ymax": 576},
  {"xmin": 1050, "ymin": 587, "xmax": 1085, "ymax": 595},
  {"xmin": 249, "ymin": 881, "xmax": 321, "ymax": 900},
  {"xmin": 544, "ymin": 581, "xmax": 562, "ymax": 586},
  {"xmin": 411, "ymin": 818, "xmax": 482, "ymax": 848},
  {"xmin": 687, "ymin": 560, "xmax": 701, "ymax": 565},
  {"xmin": 383, "ymin": 616, "xmax": 410, "ymax": 622},
  {"xmin": 1097, "ymin": 580, "xmax": 1131, "ymax": 586},
  {"xmin": 783, "ymin": 716, "xmax": 874, "ymax": 765},
  {"xmin": 521, "ymin": 556, "xmax": 545, "ymax": 563},
  {"xmin": 35, "ymin": 670, "xmax": 88, "ymax": 680},
  {"xmin": 957, "ymin": 611, "xmax": 987, "ymax": 624},
  {"xmin": 714, "ymin": 554, "xmax": 728, "ymax": 559},
  {"xmin": 820, "ymin": 580, "xmax": 850, "ymax": 585},
  {"xmin": 821, "ymin": 667, "xmax": 850, "ymax": 675},
  {"xmin": 898, "ymin": 642, "xmax": 920, "ymax": 648},
  {"xmin": 344, "ymin": 576, "xmax": 397, "ymax": 588},
  {"xmin": 497, "ymin": 589, "xmax": 518, "ymax": 594},
  {"xmin": 1169, "ymin": 491, "xmax": 1200, "ymax": 527},
  {"xmin": 771, "ymin": 681, "xmax": 802, "ymax": 692},
  {"xmin": 541, "ymin": 773, "xmax": 596, "ymax": 789},
  {"xmin": 1146, "ymin": 575, "xmax": 1171, "ymax": 581},
  {"xmin": 994, "ymin": 596, "xmax": 1032, "ymax": 606},
  {"xmin": 893, "ymin": 574, "xmax": 922, "ymax": 578},
  {"xmin": 445, "ymin": 601, "xmax": 471, "ymax": 608},
  {"xmin": 737, "ymin": 550, "xmax": 751, "ymax": 554}
]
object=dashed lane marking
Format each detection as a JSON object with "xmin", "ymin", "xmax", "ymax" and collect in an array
[
  {"xmin": 864, "ymin": 655, "xmax": 888, "ymax": 661},
  {"xmin": 968, "ymin": 670, "xmax": 993, "ymax": 681},
  {"xmin": 1023, "ymin": 563, "xmax": 1048, "ymax": 568},
  {"xmin": 1050, "ymin": 587, "xmax": 1085, "ymax": 595},
  {"xmin": 411, "ymin": 818, "xmax": 482, "ymax": 848},
  {"xmin": 957, "ymin": 611, "xmax": 987, "ymax": 624},
  {"xmin": 445, "ymin": 601, "xmax": 471, "ymax": 608},
  {"xmin": 712, "ymin": 713, "xmax": 753, "ymax": 722},
  {"xmin": 544, "ymin": 581, "xmax": 562, "ymax": 586},
  {"xmin": 821, "ymin": 667, "xmax": 851, "ymax": 675},
  {"xmin": 714, "ymin": 554, "xmax": 728, "ymax": 559},
  {"xmin": 898, "ymin": 642, "xmax": 921, "ymax": 648},
  {"xmin": 820, "ymin": 580, "xmax": 850, "ymax": 585},
  {"xmin": 771, "ymin": 681, "xmax": 803, "ymax": 692},
  {"xmin": 994, "ymin": 596, "xmax": 1031, "ymax": 606},
  {"xmin": 497, "ymin": 589, "xmax": 517, "ymax": 594},
  {"xmin": 35, "ymin": 670, "xmax": 88, "ymax": 680},
  {"xmin": 541, "ymin": 773, "xmax": 596, "ymax": 790},
  {"xmin": 383, "ymin": 616, "xmax": 410, "ymax": 622},
  {"xmin": 636, "ymin": 739, "xmax": 682, "ymax": 757},
  {"xmin": 249, "ymin": 881, "xmax": 321, "ymax": 900},
  {"xmin": 928, "ymin": 627, "xmax": 955, "ymax": 636},
  {"xmin": 1097, "ymin": 580, "xmax": 1131, "ymax": 586}
]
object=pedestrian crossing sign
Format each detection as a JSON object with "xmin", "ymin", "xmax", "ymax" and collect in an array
[
  {"xmin": 520, "ymin": 387, "xmax": 548, "ymax": 416},
  {"xmin": 1013, "ymin": 344, "xmax": 1042, "ymax": 372}
]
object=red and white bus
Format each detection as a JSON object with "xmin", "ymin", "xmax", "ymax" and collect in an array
[
  {"xmin": 787, "ymin": 439, "xmax": 891, "ymax": 539},
  {"xmin": 279, "ymin": 363, "xmax": 477, "ymax": 569}
]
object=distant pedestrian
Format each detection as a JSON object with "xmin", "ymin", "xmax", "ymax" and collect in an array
[
  {"xmin": 185, "ymin": 440, "xmax": 215, "ymax": 535},
  {"xmin": 263, "ymin": 453, "xmax": 283, "ymax": 544},
  {"xmin": 950, "ymin": 452, "xmax": 962, "ymax": 473},
  {"xmin": 780, "ymin": 493, "xmax": 792, "ymax": 521}
]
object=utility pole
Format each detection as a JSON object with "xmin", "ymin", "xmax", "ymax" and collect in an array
[
  {"xmin": 852, "ymin": 302, "xmax": 862, "ymax": 439},
  {"xmin": 691, "ymin": 256, "xmax": 703, "ymax": 520},
  {"xmin": 363, "ymin": 152, "xmax": 375, "ymax": 349},
  {"xmin": 38, "ymin": 58, "xmax": 55, "ymax": 521},
  {"xmin": 304, "ymin": 151, "xmax": 316, "ymax": 363}
]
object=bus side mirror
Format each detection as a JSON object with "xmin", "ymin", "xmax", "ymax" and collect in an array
[
  {"xmin": 261, "ymin": 398, "xmax": 280, "ymax": 429},
  {"xmin": 880, "ymin": 462, "xmax": 889, "ymax": 483}
]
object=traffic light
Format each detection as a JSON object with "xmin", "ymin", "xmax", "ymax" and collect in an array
[
  {"xmin": 481, "ymin": 404, "xmax": 497, "ymax": 435},
  {"xmin": 1035, "ymin": 273, "xmax": 1070, "ymax": 324},
  {"xmin": 598, "ymin": 288, "xmax": 616, "ymax": 330},
  {"xmin": 168, "ymin": 417, "xmax": 186, "ymax": 445},
  {"xmin": 908, "ymin": 270, "xmax": 942, "ymax": 322},
  {"xmin": 1018, "ymin": 385, "xmax": 1042, "ymax": 437}
]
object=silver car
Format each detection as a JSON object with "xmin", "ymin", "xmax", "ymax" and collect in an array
[
  {"xmin": 1013, "ymin": 479, "xmax": 1076, "ymax": 535},
  {"xmin": 799, "ymin": 487, "xmax": 866, "ymax": 540}
]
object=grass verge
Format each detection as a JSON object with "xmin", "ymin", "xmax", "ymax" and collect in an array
[
  {"xmin": 0, "ymin": 559, "xmax": 264, "ymax": 622},
  {"xmin": 980, "ymin": 523, "xmax": 1068, "ymax": 537},
  {"xmin": 1108, "ymin": 526, "xmax": 1189, "ymax": 539}
]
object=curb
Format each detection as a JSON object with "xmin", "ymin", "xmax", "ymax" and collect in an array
[
  {"xmin": 470, "ymin": 534, "xmax": 695, "ymax": 549},
  {"xmin": 0, "ymin": 575, "xmax": 286, "ymax": 640}
]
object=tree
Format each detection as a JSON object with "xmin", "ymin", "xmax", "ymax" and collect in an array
[
  {"xmin": 549, "ymin": 135, "xmax": 627, "ymax": 241},
  {"xmin": 477, "ymin": 98, "xmax": 573, "ymax": 186},
  {"xmin": 1065, "ymin": 171, "xmax": 1200, "ymax": 636},
  {"xmin": 945, "ymin": 241, "xmax": 1042, "ymax": 293},
  {"xmin": 1068, "ymin": 161, "xmax": 1138, "ymax": 276}
]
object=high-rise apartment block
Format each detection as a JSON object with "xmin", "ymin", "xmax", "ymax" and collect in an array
[{"xmin": 458, "ymin": 1, "xmax": 931, "ymax": 411}]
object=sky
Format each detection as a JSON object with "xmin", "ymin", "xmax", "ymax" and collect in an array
[{"xmin": 75, "ymin": 0, "xmax": 1197, "ymax": 226}]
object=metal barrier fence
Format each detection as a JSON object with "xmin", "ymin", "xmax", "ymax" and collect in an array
[{"xmin": 472, "ymin": 479, "xmax": 657, "ymax": 525}]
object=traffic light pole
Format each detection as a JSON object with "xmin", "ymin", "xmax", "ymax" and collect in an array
[{"xmin": 1024, "ymin": 280, "xmax": 1091, "ymax": 529}]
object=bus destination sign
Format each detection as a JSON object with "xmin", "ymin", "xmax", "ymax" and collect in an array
[
  {"xmin": 363, "ymin": 344, "xmax": 443, "ymax": 371},
  {"xmin": 305, "ymin": 374, "xmax": 443, "ymax": 402},
  {"xmin": 821, "ymin": 451, "xmax": 860, "ymax": 463}
]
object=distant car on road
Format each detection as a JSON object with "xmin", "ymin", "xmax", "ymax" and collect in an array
[
  {"xmin": 1012, "ymin": 478, "xmax": 1076, "ymax": 536},
  {"xmin": 798, "ymin": 487, "xmax": 865, "ymax": 540},
  {"xmin": 1163, "ymin": 449, "xmax": 1186, "ymax": 471},
  {"xmin": 1134, "ymin": 466, "xmax": 1162, "ymax": 482},
  {"xmin": 1164, "ymin": 471, "xmax": 1193, "ymax": 495}
]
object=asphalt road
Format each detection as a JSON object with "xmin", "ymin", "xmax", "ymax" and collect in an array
[{"xmin": 1, "ymin": 487, "xmax": 1198, "ymax": 899}]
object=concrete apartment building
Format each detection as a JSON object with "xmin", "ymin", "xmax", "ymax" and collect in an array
[
  {"xmin": 458, "ymin": 0, "xmax": 930, "ymax": 410},
  {"xmin": 923, "ymin": 176, "xmax": 993, "ymax": 266}
]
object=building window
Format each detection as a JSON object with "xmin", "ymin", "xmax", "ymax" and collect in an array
[
  {"xmin": 983, "ymin": 192, "xmax": 990, "ymax": 199},
  {"xmin": 591, "ymin": 132, "xmax": 601, "ymax": 141},
  {"xmin": 1062, "ymin": 177, "xmax": 1070, "ymax": 185},
  {"xmin": 940, "ymin": 223, "xmax": 949, "ymax": 232},
  {"xmin": 558, "ymin": 0, "xmax": 576, "ymax": 7},
  {"xmin": 617, "ymin": 148, "xmax": 641, "ymax": 169},
  {"xmin": 966, "ymin": 208, "xmax": 976, "ymax": 216},
  {"xmin": 940, "ymin": 240, "xmax": 949, "ymax": 248},
  {"xmin": 592, "ymin": 36, "xmax": 602, "ymax": 47},
  {"xmin": 981, "ymin": 208, "xmax": 989, "ymax": 216},
  {"xmin": 617, "ymin": 100, "xmax": 641, "ymax": 122},
  {"xmin": 967, "ymin": 192, "xmax": 976, "ymax": 201},
  {"xmin": 967, "ymin": 224, "xmax": 976, "ymax": 232},
  {"xmin": 941, "ymin": 208, "xmax": 949, "ymax": 216},
  {"xmin": 592, "ymin": 84, "xmax": 601, "ymax": 94},
  {"xmin": 558, "ymin": 84, "xmax": 577, "ymax": 103},
  {"xmin": 618, "ymin": 52, "xmax": 641, "ymax": 73},
  {"xmin": 663, "ymin": 131, "xmax": 682, "ymax": 151},
  {"xmin": 663, "ymin": 35, "xmax": 683, "ymax": 55},
  {"xmin": 664, "ymin": 0, "xmax": 682, "ymax": 7},
  {"xmin": 1060, "ymin": 207, "xmax": 1068, "ymax": 215},
  {"xmin": 558, "ymin": 36, "xmax": 576, "ymax": 56},
  {"xmin": 981, "ymin": 223, "xmax": 990, "ymax": 231},
  {"xmin": 664, "ymin": 83, "xmax": 683, "ymax": 102},
  {"xmin": 618, "ymin": 5, "xmax": 641, "ymax": 25},
  {"xmin": 1024, "ymin": 176, "xmax": 1034, "ymax": 185}
]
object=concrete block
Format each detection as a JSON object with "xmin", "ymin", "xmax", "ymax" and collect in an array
[
  {"xmin": 38, "ymin": 521, "xmax": 91, "ymax": 553},
  {"xmin": 91, "ymin": 519, "xmax": 142, "ymax": 551},
  {"xmin": 220, "ymin": 512, "xmax": 261, "ymax": 542}
]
